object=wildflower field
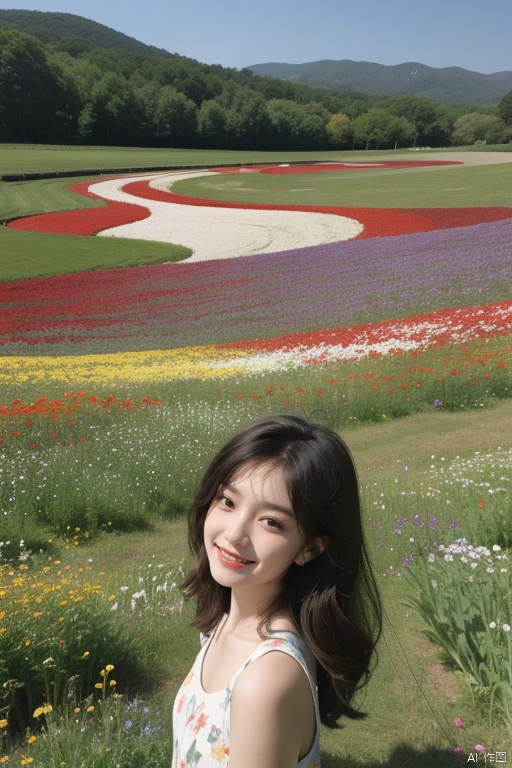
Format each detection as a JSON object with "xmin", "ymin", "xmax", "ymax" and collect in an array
[{"xmin": 1, "ymin": 146, "xmax": 512, "ymax": 766}]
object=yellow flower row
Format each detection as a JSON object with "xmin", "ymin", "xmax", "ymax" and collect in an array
[{"xmin": 0, "ymin": 346, "xmax": 254, "ymax": 385}]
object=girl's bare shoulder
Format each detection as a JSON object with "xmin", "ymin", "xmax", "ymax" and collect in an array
[{"xmin": 229, "ymin": 651, "xmax": 316, "ymax": 768}]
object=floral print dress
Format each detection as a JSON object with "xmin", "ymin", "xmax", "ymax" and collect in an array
[{"xmin": 172, "ymin": 628, "xmax": 321, "ymax": 768}]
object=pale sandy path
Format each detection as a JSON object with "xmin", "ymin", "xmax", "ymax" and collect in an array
[
  {"xmin": 89, "ymin": 171, "xmax": 363, "ymax": 262},
  {"xmin": 407, "ymin": 150, "xmax": 512, "ymax": 165}
]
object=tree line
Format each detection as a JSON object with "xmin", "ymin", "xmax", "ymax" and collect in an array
[{"xmin": 1, "ymin": 26, "xmax": 512, "ymax": 150}]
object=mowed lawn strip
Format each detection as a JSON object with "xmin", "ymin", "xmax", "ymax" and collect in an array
[
  {"xmin": 0, "ymin": 229, "xmax": 191, "ymax": 282},
  {"xmin": 172, "ymin": 162, "xmax": 512, "ymax": 208},
  {"xmin": 0, "ymin": 145, "xmax": 455, "ymax": 175}
]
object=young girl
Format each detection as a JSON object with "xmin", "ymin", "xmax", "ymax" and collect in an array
[{"xmin": 173, "ymin": 415, "xmax": 382, "ymax": 768}]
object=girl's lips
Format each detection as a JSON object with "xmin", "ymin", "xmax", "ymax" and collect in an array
[{"xmin": 215, "ymin": 545, "xmax": 255, "ymax": 569}]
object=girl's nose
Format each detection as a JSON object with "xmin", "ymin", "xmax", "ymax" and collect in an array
[{"xmin": 225, "ymin": 516, "xmax": 250, "ymax": 548}]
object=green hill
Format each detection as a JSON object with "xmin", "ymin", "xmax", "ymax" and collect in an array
[
  {"xmin": 0, "ymin": 8, "xmax": 181, "ymax": 58},
  {"xmin": 248, "ymin": 59, "xmax": 512, "ymax": 106},
  {"xmin": 2, "ymin": 9, "xmax": 511, "ymax": 106},
  {"xmin": 1, "ymin": 9, "xmax": 510, "ymax": 149}
]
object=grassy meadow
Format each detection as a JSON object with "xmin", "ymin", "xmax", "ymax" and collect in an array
[
  {"xmin": 174, "ymin": 160, "xmax": 512, "ymax": 208},
  {"xmin": 1, "ymin": 144, "xmax": 511, "ymax": 766}
]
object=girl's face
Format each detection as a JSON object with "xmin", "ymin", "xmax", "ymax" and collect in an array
[{"xmin": 204, "ymin": 462, "xmax": 311, "ymax": 600}]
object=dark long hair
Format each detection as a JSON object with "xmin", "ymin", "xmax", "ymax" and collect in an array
[{"xmin": 181, "ymin": 415, "xmax": 382, "ymax": 725}]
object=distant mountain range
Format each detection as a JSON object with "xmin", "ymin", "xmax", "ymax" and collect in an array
[
  {"xmin": 1, "ymin": 9, "xmax": 511, "ymax": 106},
  {"xmin": 247, "ymin": 60, "xmax": 512, "ymax": 106}
]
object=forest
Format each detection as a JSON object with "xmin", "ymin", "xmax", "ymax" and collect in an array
[{"xmin": 1, "ymin": 20, "xmax": 512, "ymax": 150}]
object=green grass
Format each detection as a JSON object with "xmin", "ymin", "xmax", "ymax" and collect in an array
[
  {"xmin": 0, "ymin": 228, "xmax": 190, "ymax": 281},
  {"xmin": 173, "ymin": 161, "xmax": 512, "ymax": 208},
  {"xmin": 0, "ymin": 174, "xmax": 103, "ymax": 220},
  {"xmin": 0, "ymin": 144, "xmax": 402, "ymax": 176}
]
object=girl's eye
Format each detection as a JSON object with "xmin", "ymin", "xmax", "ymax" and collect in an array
[
  {"xmin": 262, "ymin": 516, "xmax": 284, "ymax": 531},
  {"xmin": 219, "ymin": 494, "xmax": 234, "ymax": 508}
]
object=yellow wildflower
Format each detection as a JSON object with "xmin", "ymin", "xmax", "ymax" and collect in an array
[
  {"xmin": 33, "ymin": 704, "xmax": 52, "ymax": 718},
  {"xmin": 27, "ymin": 735, "xmax": 37, "ymax": 745},
  {"xmin": 86, "ymin": 706, "xmax": 94, "ymax": 713}
]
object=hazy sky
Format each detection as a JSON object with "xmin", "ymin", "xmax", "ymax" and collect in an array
[{"xmin": 1, "ymin": 0, "xmax": 510, "ymax": 74}]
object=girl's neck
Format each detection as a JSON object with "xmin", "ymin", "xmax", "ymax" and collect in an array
[
  {"xmin": 223, "ymin": 587, "xmax": 294, "ymax": 638},
  {"xmin": 223, "ymin": 589, "xmax": 265, "ymax": 636}
]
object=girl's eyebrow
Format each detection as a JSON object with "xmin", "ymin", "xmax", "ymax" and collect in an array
[{"xmin": 221, "ymin": 482, "xmax": 295, "ymax": 517}]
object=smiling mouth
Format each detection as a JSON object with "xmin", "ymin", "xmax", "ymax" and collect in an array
[{"xmin": 216, "ymin": 545, "xmax": 254, "ymax": 565}]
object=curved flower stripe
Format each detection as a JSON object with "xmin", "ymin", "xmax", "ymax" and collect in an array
[
  {"xmin": 89, "ymin": 173, "xmax": 363, "ymax": 259},
  {"xmin": 122, "ymin": 179, "xmax": 431, "ymax": 239},
  {"xmin": 122, "ymin": 180, "xmax": 512, "ymax": 239},
  {"xmin": 7, "ymin": 180, "xmax": 151, "ymax": 235},
  {"xmin": 218, "ymin": 300, "xmax": 512, "ymax": 366},
  {"xmin": 7, "ymin": 163, "xmax": 512, "ymax": 242},
  {"xmin": 212, "ymin": 160, "xmax": 464, "ymax": 174},
  {"xmin": 2, "ymin": 217, "xmax": 512, "ymax": 353},
  {"xmin": 2, "ymin": 301, "xmax": 511, "ymax": 384}
]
